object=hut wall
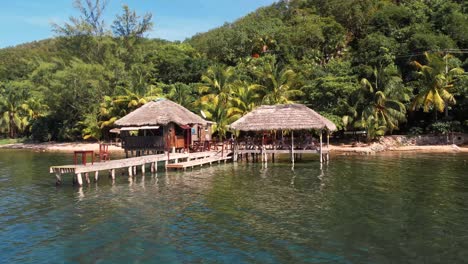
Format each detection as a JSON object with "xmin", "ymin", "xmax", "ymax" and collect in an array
[{"xmin": 121, "ymin": 129, "xmax": 165, "ymax": 151}]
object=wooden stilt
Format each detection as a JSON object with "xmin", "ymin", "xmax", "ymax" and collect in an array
[
  {"xmin": 85, "ymin": 173, "xmax": 90, "ymax": 184},
  {"xmin": 128, "ymin": 167, "xmax": 133, "ymax": 177},
  {"xmin": 319, "ymin": 130, "xmax": 323, "ymax": 163},
  {"xmin": 76, "ymin": 173, "xmax": 83, "ymax": 186},
  {"xmin": 94, "ymin": 171, "xmax": 99, "ymax": 182},
  {"xmin": 327, "ymin": 131, "xmax": 330, "ymax": 162},
  {"xmin": 141, "ymin": 164, "xmax": 145, "ymax": 174},
  {"xmin": 291, "ymin": 131, "xmax": 295, "ymax": 165},
  {"xmin": 111, "ymin": 169, "xmax": 116, "ymax": 180},
  {"xmin": 55, "ymin": 173, "xmax": 62, "ymax": 185},
  {"xmin": 133, "ymin": 166, "xmax": 137, "ymax": 175}
]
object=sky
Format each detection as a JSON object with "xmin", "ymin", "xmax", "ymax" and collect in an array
[{"xmin": 0, "ymin": 0, "xmax": 277, "ymax": 48}]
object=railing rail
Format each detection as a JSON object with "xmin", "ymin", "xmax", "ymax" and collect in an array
[{"xmin": 122, "ymin": 136, "xmax": 164, "ymax": 150}]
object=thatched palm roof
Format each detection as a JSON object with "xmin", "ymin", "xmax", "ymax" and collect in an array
[
  {"xmin": 229, "ymin": 104, "xmax": 337, "ymax": 131},
  {"xmin": 114, "ymin": 98, "xmax": 207, "ymax": 127}
]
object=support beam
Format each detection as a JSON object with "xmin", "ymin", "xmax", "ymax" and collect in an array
[
  {"xmin": 94, "ymin": 171, "xmax": 99, "ymax": 182},
  {"xmin": 319, "ymin": 130, "xmax": 323, "ymax": 163},
  {"xmin": 327, "ymin": 131, "xmax": 330, "ymax": 163},
  {"xmin": 55, "ymin": 173, "xmax": 62, "ymax": 185},
  {"xmin": 76, "ymin": 173, "xmax": 83, "ymax": 186},
  {"xmin": 291, "ymin": 130, "xmax": 295, "ymax": 164},
  {"xmin": 111, "ymin": 169, "xmax": 115, "ymax": 180},
  {"xmin": 128, "ymin": 167, "xmax": 133, "ymax": 177}
]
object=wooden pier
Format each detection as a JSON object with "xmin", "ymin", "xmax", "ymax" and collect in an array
[
  {"xmin": 234, "ymin": 148, "xmax": 330, "ymax": 163},
  {"xmin": 50, "ymin": 150, "xmax": 232, "ymax": 186}
]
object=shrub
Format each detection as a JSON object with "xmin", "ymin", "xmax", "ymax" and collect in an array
[
  {"xmin": 31, "ymin": 117, "xmax": 51, "ymax": 142},
  {"xmin": 408, "ymin": 126, "xmax": 423, "ymax": 136}
]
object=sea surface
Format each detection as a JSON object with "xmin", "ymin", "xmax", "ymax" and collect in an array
[{"xmin": 0, "ymin": 149, "xmax": 467, "ymax": 263}]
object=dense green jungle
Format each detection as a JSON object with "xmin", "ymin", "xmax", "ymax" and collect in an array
[{"xmin": 0, "ymin": 0, "xmax": 467, "ymax": 142}]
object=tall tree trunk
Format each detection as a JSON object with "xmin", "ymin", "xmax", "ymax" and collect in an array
[
  {"xmin": 9, "ymin": 113, "xmax": 15, "ymax": 138},
  {"xmin": 444, "ymin": 101, "xmax": 449, "ymax": 119}
]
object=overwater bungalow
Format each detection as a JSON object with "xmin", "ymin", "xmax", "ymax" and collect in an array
[
  {"xmin": 114, "ymin": 98, "xmax": 212, "ymax": 157},
  {"xmin": 230, "ymin": 104, "xmax": 337, "ymax": 163}
]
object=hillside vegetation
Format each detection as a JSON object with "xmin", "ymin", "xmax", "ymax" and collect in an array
[{"xmin": 0, "ymin": 0, "xmax": 467, "ymax": 141}]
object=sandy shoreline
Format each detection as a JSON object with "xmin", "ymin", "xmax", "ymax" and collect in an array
[
  {"xmin": 330, "ymin": 144, "xmax": 468, "ymax": 154},
  {"xmin": 0, "ymin": 142, "xmax": 125, "ymax": 154},
  {"xmin": 0, "ymin": 142, "xmax": 467, "ymax": 154}
]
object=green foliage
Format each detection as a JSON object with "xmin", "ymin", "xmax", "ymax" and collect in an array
[
  {"xmin": 410, "ymin": 52, "xmax": 465, "ymax": 115},
  {"xmin": 1, "ymin": 0, "xmax": 467, "ymax": 142},
  {"xmin": 408, "ymin": 126, "xmax": 423, "ymax": 136},
  {"xmin": 428, "ymin": 121, "xmax": 452, "ymax": 135},
  {"xmin": 31, "ymin": 117, "xmax": 52, "ymax": 142},
  {"xmin": 112, "ymin": 5, "xmax": 153, "ymax": 38}
]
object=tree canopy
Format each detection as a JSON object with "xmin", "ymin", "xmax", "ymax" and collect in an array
[{"xmin": 0, "ymin": 0, "xmax": 467, "ymax": 141}]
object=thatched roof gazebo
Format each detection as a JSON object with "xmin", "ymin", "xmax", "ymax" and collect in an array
[
  {"xmin": 229, "ymin": 104, "xmax": 337, "ymax": 164},
  {"xmin": 229, "ymin": 104, "xmax": 337, "ymax": 132},
  {"xmin": 115, "ymin": 98, "xmax": 207, "ymax": 127}
]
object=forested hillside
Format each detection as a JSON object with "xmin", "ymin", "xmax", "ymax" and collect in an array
[{"xmin": 0, "ymin": 0, "xmax": 467, "ymax": 142}]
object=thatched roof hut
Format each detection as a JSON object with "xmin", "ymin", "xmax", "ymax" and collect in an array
[
  {"xmin": 114, "ymin": 98, "xmax": 207, "ymax": 127},
  {"xmin": 229, "ymin": 104, "xmax": 337, "ymax": 131}
]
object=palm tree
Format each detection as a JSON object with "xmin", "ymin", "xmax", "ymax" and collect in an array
[
  {"xmin": 0, "ymin": 82, "xmax": 32, "ymax": 138},
  {"xmin": 411, "ymin": 52, "xmax": 465, "ymax": 118},
  {"xmin": 167, "ymin": 83, "xmax": 195, "ymax": 109},
  {"xmin": 97, "ymin": 87, "xmax": 162, "ymax": 133},
  {"xmin": 199, "ymin": 96, "xmax": 241, "ymax": 140},
  {"xmin": 252, "ymin": 58, "xmax": 303, "ymax": 105},
  {"xmin": 199, "ymin": 65, "xmax": 237, "ymax": 105},
  {"xmin": 230, "ymin": 80, "xmax": 263, "ymax": 116},
  {"xmin": 358, "ymin": 65, "xmax": 410, "ymax": 139},
  {"xmin": 197, "ymin": 65, "xmax": 241, "ymax": 139}
]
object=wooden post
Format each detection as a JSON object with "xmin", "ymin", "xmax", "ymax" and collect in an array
[
  {"xmin": 291, "ymin": 131, "xmax": 295, "ymax": 164},
  {"xmin": 327, "ymin": 131, "xmax": 330, "ymax": 162},
  {"xmin": 85, "ymin": 173, "xmax": 90, "ymax": 184},
  {"xmin": 141, "ymin": 164, "xmax": 145, "ymax": 174},
  {"xmin": 76, "ymin": 173, "xmax": 83, "ymax": 186},
  {"xmin": 133, "ymin": 166, "xmax": 137, "ymax": 175},
  {"xmin": 128, "ymin": 167, "xmax": 133, "ymax": 177},
  {"xmin": 319, "ymin": 130, "xmax": 323, "ymax": 163},
  {"xmin": 94, "ymin": 171, "xmax": 99, "ymax": 182},
  {"xmin": 111, "ymin": 169, "xmax": 116, "ymax": 180},
  {"xmin": 55, "ymin": 173, "xmax": 62, "ymax": 185}
]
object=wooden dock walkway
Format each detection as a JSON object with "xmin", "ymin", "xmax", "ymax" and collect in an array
[
  {"xmin": 50, "ymin": 150, "xmax": 231, "ymax": 186},
  {"xmin": 166, "ymin": 155, "xmax": 232, "ymax": 170}
]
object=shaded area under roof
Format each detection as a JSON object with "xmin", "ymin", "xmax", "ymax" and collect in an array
[
  {"xmin": 114, "ymin": 99, "xmax": 207, "ymax": 127},
  {"xmin": 229, "ymin": 104, "xmax": 337, "ymax": 131}
]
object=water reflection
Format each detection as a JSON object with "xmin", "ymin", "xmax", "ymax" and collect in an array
[{"xmin": 1, "ymin": 151, "xmax": 468, "ymax": 263}]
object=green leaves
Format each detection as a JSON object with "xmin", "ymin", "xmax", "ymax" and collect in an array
[{"xmin": 411, "ymin": 52, "xmax": 465, "ymax": 114}]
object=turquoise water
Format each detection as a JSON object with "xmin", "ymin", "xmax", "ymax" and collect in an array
[{"xmin": 1, "ymin": 150, "xmax": 468, "ymax": 263}]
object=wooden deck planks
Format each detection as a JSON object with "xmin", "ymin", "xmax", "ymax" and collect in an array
[
  {"xmin": 236, "ymin": 149, "xmax": 329, "ymax": 154},
  {"xmin": 166, "ymin": 155, "xmax": 232, "ymax": 169},
  {"xmin": 50, "ymin": 151, "xmax": 220, "ymax": 175}
]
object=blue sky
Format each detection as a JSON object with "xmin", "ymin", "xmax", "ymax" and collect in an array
[{"xmin": 0, "ymin": 0, "xmax": 277, "ymax": 48}]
